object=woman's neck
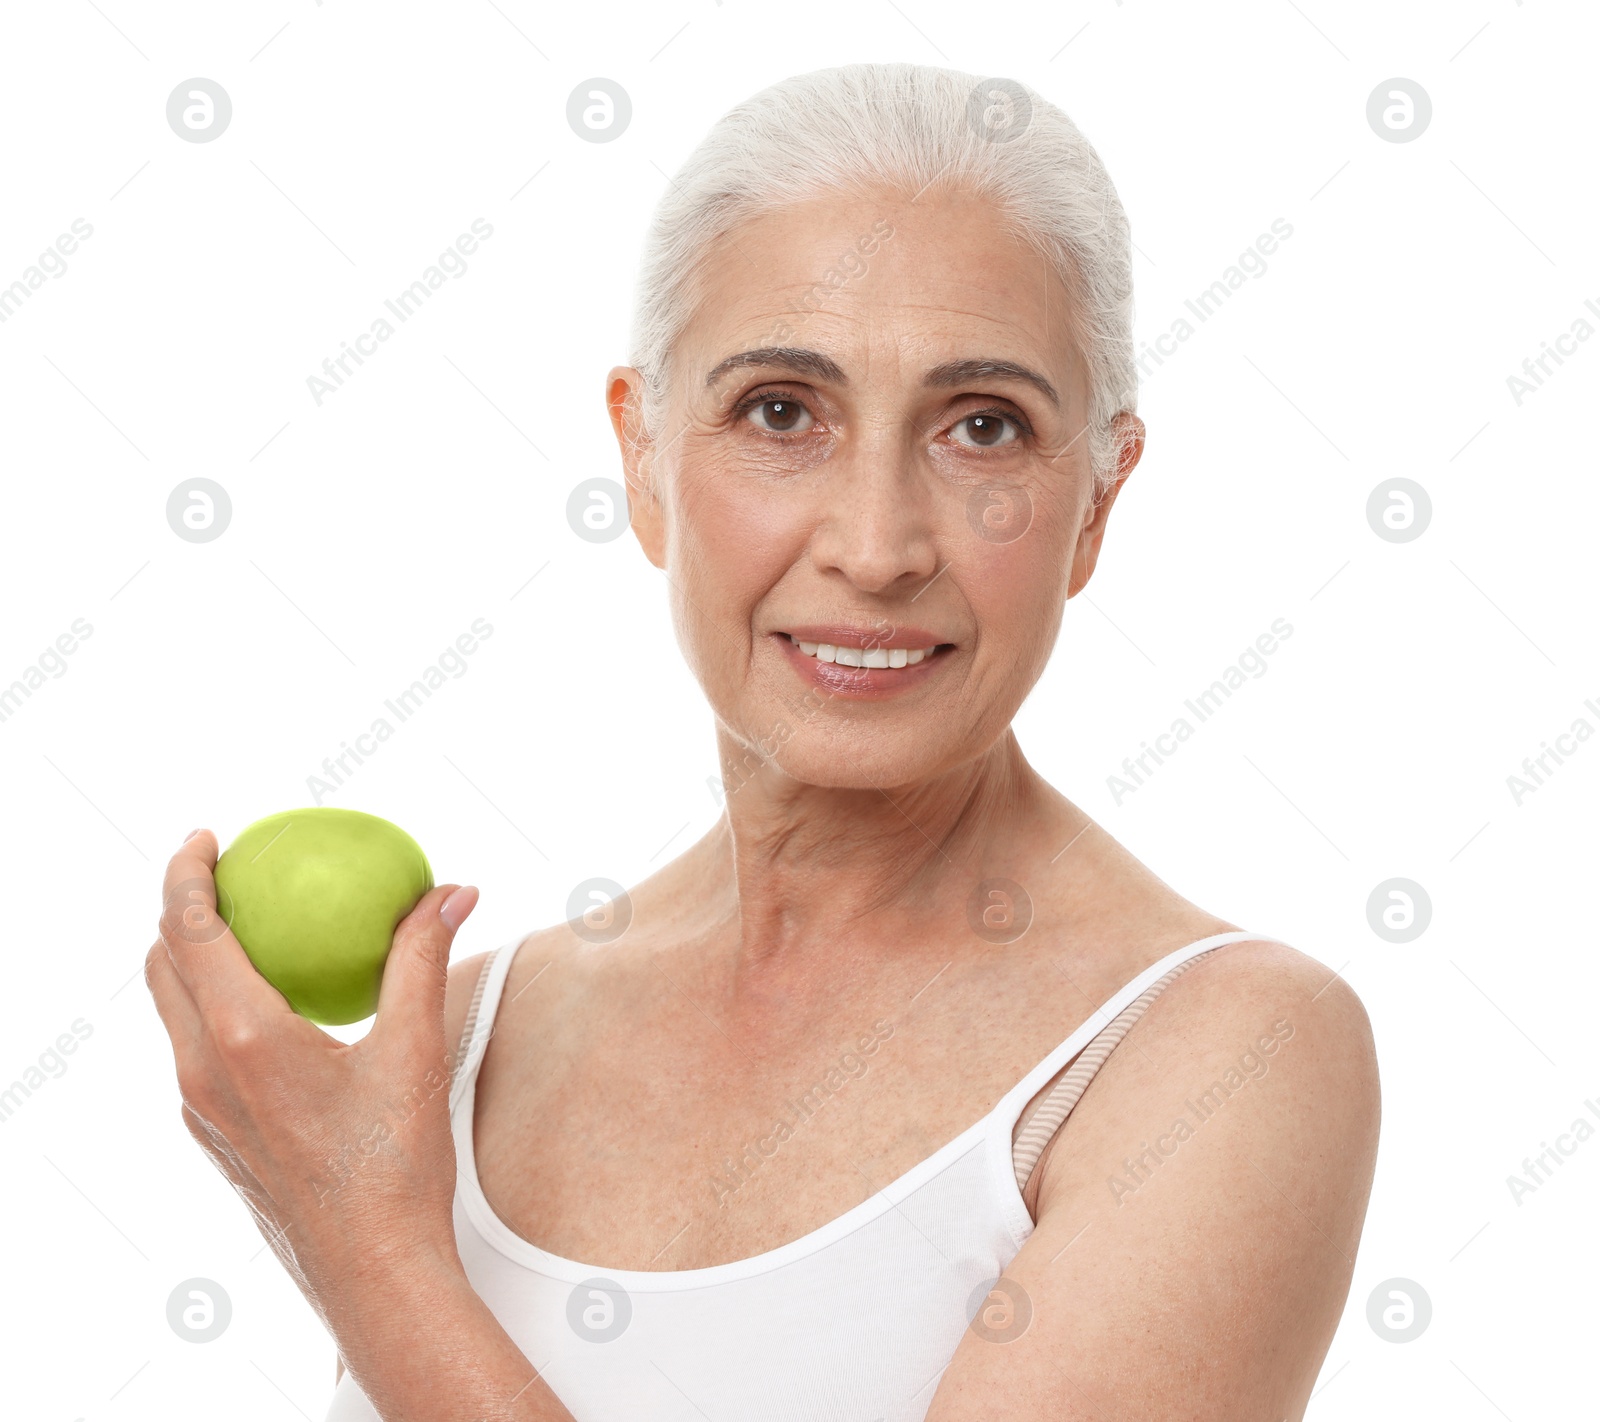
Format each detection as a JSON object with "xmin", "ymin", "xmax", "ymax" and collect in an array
[{"xmin": 685, "ymin": 727, "xmax": 1071, "ymax": 991}]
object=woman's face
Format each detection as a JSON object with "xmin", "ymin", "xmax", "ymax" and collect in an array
[{"xmin": 609, "ymin": 188, "xmax": 1141, "ymax": 791}]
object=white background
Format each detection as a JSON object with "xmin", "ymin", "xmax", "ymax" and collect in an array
[{"xmin": 1, "ymin": 0, "xmax": 1595, "ymax": 1417}]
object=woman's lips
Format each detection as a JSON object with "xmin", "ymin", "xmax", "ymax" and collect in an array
[{"xmin": 771, "ymin": 631, "xmax": 954, "ymax": 699}]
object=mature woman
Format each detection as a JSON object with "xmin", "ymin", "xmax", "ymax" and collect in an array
[{"xmin": 147, "ymin": 63, "xmax": 1379, "ymax": 1421}]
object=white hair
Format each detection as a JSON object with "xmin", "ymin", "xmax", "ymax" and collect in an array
[{"xmin": 627, "ymin": 62, "xmax": 1138, "ymax": 493}]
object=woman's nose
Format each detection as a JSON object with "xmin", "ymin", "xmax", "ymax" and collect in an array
[{"xmin": 806, "ymin": 431, "xmax": 942, "ymax": 596}]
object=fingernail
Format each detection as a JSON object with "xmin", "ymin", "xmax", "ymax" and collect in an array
[
  {"xmin": 439, "ymin": 885, "xmax": 478, "ymax": 932},
  {"xmin": 183, "ymin": 828, "xmax": 202, "ymax": 843}
]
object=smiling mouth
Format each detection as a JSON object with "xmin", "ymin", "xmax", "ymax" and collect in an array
[{"xmin": 782, "ymin": 633, "xmax": 954, "ymax": 669}]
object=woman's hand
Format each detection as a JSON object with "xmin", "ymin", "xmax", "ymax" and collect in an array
[{"xmin": 144, "ymin": 827, "xmax": 481, "ymax": 1326}]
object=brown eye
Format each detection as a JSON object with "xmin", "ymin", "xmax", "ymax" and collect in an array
[
  {"xmin": 745, "ymin": 398, "xmax": 814, "ymax": 434},
  {"xmin": 951, "ymin": 413, "xmax": 1020, "ymax": 448}
]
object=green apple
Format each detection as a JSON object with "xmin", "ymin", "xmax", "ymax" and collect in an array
[{"xmin": 213, "ymin": 807, "xmax": 433, "ymax": 1025}]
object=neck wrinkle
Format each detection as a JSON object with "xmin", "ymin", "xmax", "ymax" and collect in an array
[{"xmin": 709, "ymin": 728, "xmax": 1044, "ymax": 981}]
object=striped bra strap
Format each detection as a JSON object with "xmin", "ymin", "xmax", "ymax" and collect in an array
[
  {"xmin": 451, "ymin": 947, "xmax": 498, "ymax": 1087},
  {"xmin": 1011, "ymin": 944, "xmax": 1222, "ymax": 1195}
]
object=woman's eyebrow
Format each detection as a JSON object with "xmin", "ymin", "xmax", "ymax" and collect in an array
[
  {"xmin": 705, "ymin": 348, "xmax": 1061, "ymax": 410},
  {"xmin": 705, "ymin": 347, "xmax": 848, "ymax": 387},
  {"xmin": 923, "ymin": 358, "xmax": 1060, "ymax": 409}
]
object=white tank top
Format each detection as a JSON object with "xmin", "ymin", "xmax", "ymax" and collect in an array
[{"xmin": 324, "ymin": 929, "xmax": 1268, "ymax": 1421}]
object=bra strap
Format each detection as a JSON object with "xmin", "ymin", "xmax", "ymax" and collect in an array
[
  {"xmin": 447, "ymin": 936, "xmax": 528, "ymax": 1114},
  {"xmin": 1011, "ymin": 933, "xmax": 1281, "ymax": 1199},
  {"xmin": 449, "ymin": 950, "xmax": 497, "ymax": 1085}
]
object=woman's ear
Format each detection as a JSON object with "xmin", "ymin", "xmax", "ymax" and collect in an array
[
  {"xmin": 606, "ymin": 366, "xmax": 666, "ymax": 569},
  {"xmin": 1068, "ymin": 412, "xmax": 1145, "ymax": 598}
]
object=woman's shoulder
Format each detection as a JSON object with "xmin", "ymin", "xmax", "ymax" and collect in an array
[
  {"xmin": 441, "ymin": 921, "xmax": 586, "ymax": 1066},
  {"xmin": 1125, "ymin": 926, "xmax": 1378, "ymax": 1094},
  {"xmin": 1173, "ymin": 933, "xmax": 1376, "ymax": 1053},
  {"xmin": 1034, "ymin": 928, "xmax": 1380, "ymax": 1211},
  {"xmin": 1171, "ymin": 934, "xmax": 1369, "ymax": 1023}
]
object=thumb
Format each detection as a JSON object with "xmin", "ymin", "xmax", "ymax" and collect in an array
[{"xmin": 372, "ymin": 883, "xmax": 479, "ymax": 1049}]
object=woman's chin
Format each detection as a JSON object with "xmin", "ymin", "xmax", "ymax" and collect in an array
[{"xmin": 751, "ymin": 739, "xmax": 950, "ymax": 795}]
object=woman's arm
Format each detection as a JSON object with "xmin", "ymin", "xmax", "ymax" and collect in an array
[
  {"xmin": 145, "ymin": 831, "xmax": 577, "ymax": 1421},
  {"xmin": 925, "ymin": 940, "xmax": 1380, "ymax": 1421},
  {"xmin": 324, "ymin": 1249, "xmax": 580, "ymax": 1419},
  {"xmin": 318, "ymin": 950, "xmax": 576, "ymax": 1418}
]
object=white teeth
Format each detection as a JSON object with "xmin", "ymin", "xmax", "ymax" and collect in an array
[{"xmin": 787, "ymin": 634, "xmax": 939, "ymax": 668}]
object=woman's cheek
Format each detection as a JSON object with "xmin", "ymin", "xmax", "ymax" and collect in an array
[
  {"xmin": 965, "ymin": 498, "xmax": 1073, "ymax": 632},
  {"xmin": 682, "ymin": 457, "xmax": 815, "ymax": 573}
]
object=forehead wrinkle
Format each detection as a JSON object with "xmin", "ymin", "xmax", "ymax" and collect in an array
[
  {"xmin": 867, "ymin": 298, "xmax": 1053, "ymax": 328},
  {"xmin": 865, "ymin": 300, "xmax": 1069, "ymax": 370}
]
